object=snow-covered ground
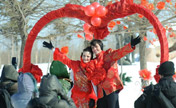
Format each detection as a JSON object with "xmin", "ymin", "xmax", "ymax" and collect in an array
[
  {"xmin": 1, "ymin": 59, "xmax": 176, "ymax": 108},
  {"xmin": 118, "ymin": 62, "xmax": 158, "ymax": 108},
  {"xmin": 118, "ymin": 59, "xmax": 176, "ymax": 108}
]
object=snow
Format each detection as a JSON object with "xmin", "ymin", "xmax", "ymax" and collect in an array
[
  {"xmin": 118, "ymin": 62, "xmax": 158, "ymax": 108},
  {"xmin": 118, "ymin": 59, "xmax": 176, "ymax": 108},
  {"xmin": 1, "ymin": 59, "xmax": 176, "ymax": 108}
]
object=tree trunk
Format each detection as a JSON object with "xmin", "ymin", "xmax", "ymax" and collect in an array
[
  {"xmin": 11, "ymin": 36, "xmax": 15, "ymax": 59},
  {"xmin": 139, "ymin": 34, "xmax": 148, "ymax": 88},
  {"xmin": 139, "ymin": 38, "xmax": 147, "ymax": 70},
  {"xmin": 115, "ymin": 34, "xmax": 123, "ymax": 78},
  {"xmin": 35, "ymin": 49, "xmax": 38, "ymax": 64},
  {"xmin": 19, "ymin": 35, "xmax": 26, "ymax": 68},
  {"xmin": 131, "ymin": 51, "xmax": 135, "ymax": 63}
]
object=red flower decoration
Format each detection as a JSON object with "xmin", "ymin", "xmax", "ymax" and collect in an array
[
  {"xmin": 85, "ymin": 34, "xmax": 93, "ymax": 41},
  {"xmin": 123, "ymin": 26, "xmax": 128, "ymax": 29},
  {"xmin": 139, "ymin": 69, "xmax": 152, "ymax": 81},
  {"xmin": 166, "ymin": 0, "xmax": 171, "ymax": 3},
  {"xmin": 116, "ymin": 21, "xmax": 121, "ymax": 25},
  {"xmin": 61, "ymin": 46, "xmax": 69, "ymax": 54},
  {"xmin": 168, "ymin": 27, "xmax": 173, "ymax": 32},
  {"xmin": 138, "ymin": 14, "xmax": 144, "ymax": 18},
  {"xmin": 77, "ymin": 34, "xmax": 84, "ymax": 39},
  {"xmin": 108, "ymin": 21, "xmax": 116, "ymax": 30},
  {"xmin": 157, "ymin": 2, "xmax": 165, "ymax": 10},
  {"xmin": 143, "ymin": 36, "xmax": 148, "ymax": 41},
  {"xmin": 147, "ymin": 3, "xmax": 154, "ymax": 11},
  {"xmin": 140, "ymin": 0, "xmax": 148, "ymax": 8}
]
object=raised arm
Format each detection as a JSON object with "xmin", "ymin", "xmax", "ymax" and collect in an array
[
  {"xmin": 104, "ymin": 36, "xmax": 141, "ymax": 62},
  {"xmin": 53, "ymin": 48, "xmax": 77, "ymax": 68},
  {"xmin": 43, "ymin": 41, "xmax": 77, "ymax": 69}
]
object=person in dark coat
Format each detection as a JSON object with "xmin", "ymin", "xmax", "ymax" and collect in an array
[
  {"xmin": 0, "ymin": 65, "xmax": 19, "ymax": 96},
  {"xmin": 135, "ymin": 61, "xmax": 176, "ymax": 108},
  {"xmin": 27, "ymin": 74, "xmax": 76, "ymax": 108}
]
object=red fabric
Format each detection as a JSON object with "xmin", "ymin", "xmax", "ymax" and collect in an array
[
  {"xmin": 139, "ymin": 69, "xmax": 152, "ymax": 81},
  {"xmin": 22, "ymin": 0, "xmax": 169, "ymax": 85},
  {"xmin": 80, "ymin": 57, "xmax": 87, "ymax": 69},
  {"xmin": 86, "ymin": 60, "xmax": 107, "ymax": 85},
  {"xmin": 154, "ymin": 65, "xmax": 160, "ymax": 83},
  {"xmin": 93, "ymin": 43, "xmax": 134, "ymax": 99},
  {"xmin": 54, "ymin": 48, "xmax": 97, "ymax": 108},
  {"xmin": 18, "ymin": 64, "xmax": 43, "ymax": 82}
]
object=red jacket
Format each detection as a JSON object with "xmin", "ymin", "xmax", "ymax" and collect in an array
[
  {"xmin": 90, "ymin": 43, "xmax": 134, "ymax": 99},
  {"xmin": 53, "ymin": 48, "xmax": 97, "ymax": 108}
]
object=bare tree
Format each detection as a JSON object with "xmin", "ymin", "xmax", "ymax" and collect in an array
[{"xmin": 0, "ymin": 0, "xmax": 67, "ymax": 67}]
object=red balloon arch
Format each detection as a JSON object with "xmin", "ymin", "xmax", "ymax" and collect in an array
[{"xmin": 21, "ymin": 0, "xmax": 169, "ymax": 83}]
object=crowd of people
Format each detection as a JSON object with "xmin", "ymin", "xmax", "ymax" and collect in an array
[{"xmin": 1, "ymin": 37, "xmax": 176, "ymax": 108}]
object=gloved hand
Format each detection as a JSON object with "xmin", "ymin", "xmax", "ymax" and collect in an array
[
  {"xmin": 89, "ymin": 99, "xmax": 95, "ymax": 108},
  {"xmin": 43, "ymin": 41, "xmax": 54, "ymax": 50},
  {"xmin": 131, "ymin": 35, "xmax": 141, "ymax": 48}
]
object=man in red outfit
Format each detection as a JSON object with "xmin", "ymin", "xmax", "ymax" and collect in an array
[{"xmin": 89, "ymin": 36, "xmax": 141, "ymax": 108}]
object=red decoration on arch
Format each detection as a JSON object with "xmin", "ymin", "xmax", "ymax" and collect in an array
[
  {"xmin": 22, "ymin": 0, "xmax": 169, "ymax": 83},
  {"xmin": 157, "ymin": 2, "xmax": 165, "ymax": 10},
  {"xmin": 139, "ymin": 69, "xmax": 152, "ymax": 81},
  {"xmin": 61, "ymin": 46, "xmax": 69, "ymax": 54},
  {"xmin": 166, "ymin": 0, "xmax": 171, "ymax": 3}
]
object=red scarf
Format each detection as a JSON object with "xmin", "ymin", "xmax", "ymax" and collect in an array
[
  {"xmin": 95, "ymin": 51, "xmax": 104, "ymax": 68},
  {"xmin": 80, "ymin": 57, "xmax": 87, "ymax": 69}
]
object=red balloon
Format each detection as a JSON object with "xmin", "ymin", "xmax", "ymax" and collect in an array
[
  {"xmin": 91, "ymin": 16, "xmax": 101, "ymax": 26},
  {"xmin": 83, "ymin": 23, "xmax": 90, "ymax": 31},
  {"xmin": 84, "ymin": 5, "xmax": 95, "ymax": 16},
  {"xmin": 85, "ymin": 34, "xmax": 93, "ymax": 41},
  {"xmin": 91, "ymin": 2, "xmax": 100, "ymax": 9},
  {"xmin": 96, "ymin": 6, "xmax": 107, "ymax": 17},
  {"xmin": 83, "ymin": 23, "xmax": 92, "ymax": 34}
]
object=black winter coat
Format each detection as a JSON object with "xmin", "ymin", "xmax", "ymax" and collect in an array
[
  {"xmin": 27, "ymin": 74, "xmax": 76, "ymax": 108},
  {"xmin": 135, "ymin": 76, "xmax": 176, "ymax": 108},
  {"xmin": 0, "ymin": 65, "xmax": 19, "ymax": 96}
]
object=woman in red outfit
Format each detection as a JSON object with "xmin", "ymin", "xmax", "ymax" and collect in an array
[
  {"xmin": 87, "ymin": 36, "xmax": 141, "ymax": 108},
  {"xmin": 43, "ymin": 41, "xmax": 97, "ymax": 108}
]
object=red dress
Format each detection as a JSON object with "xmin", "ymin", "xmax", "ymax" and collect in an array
[
  {"xmin": 86, "ymin": 43, "xmax": 135, "ymax": 99},
  {"xmin": 53, "ymin": 48, "xmax": 97, "ymax": 108}
]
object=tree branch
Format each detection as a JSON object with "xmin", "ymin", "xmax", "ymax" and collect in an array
[{"xmin": 15, "ymin": 0, "xmax": 28, "ymax": 37}]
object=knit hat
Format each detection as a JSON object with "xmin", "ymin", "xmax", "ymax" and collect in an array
[
  {"xmin": 50, "ymin": 60, "xmax": 69, "ymax": 78},
  {"xmin": 159, "ymin": 61, "xmax": 175, "ymax": 76}
]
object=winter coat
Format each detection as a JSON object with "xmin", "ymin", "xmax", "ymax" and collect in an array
[
  {"xmin": 135, "ymin": 76, "xmax": 176, "ymax": 108},
  {"xmin": 89, "ymin": 43, "xmax": 134, "ymax": 99},
  {"xmin": 11, "ymin": 73, "xmax": 37, "ymax": 108},
  {"xmin": 38, "ymin": 74, "xmax": 76, "ymax": 108},
  {"xmin": 0, "ymin": 65, "xmax": 19, "ymax": 96}
]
